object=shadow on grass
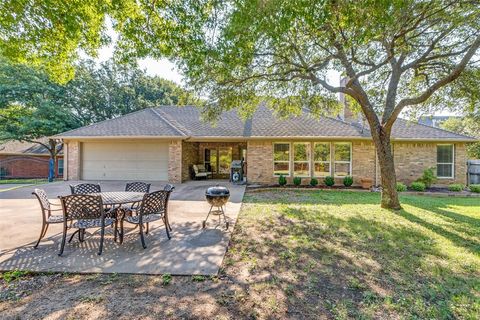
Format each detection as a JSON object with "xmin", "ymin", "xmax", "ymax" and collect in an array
[{"xmin": 233, "ymin": 190, "xmax": 479, "ymax": 318}]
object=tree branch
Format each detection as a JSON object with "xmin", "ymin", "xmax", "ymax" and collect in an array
[{"xmin": 386, "ymin": 34, "xmax": 480, "ymax": 130}]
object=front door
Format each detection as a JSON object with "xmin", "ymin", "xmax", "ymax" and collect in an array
[{"xmin": 205, "ymin": 147, "xmax": 232, "ymax": 178}]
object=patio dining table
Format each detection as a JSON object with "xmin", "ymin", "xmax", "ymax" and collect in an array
[{"xmin": 90, "ymin": 191, "xmax": 146, "ymax": 206}]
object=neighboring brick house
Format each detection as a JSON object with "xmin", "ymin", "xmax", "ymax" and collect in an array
[
  {"xmin": 55, "ymin": 105, "xmax": 476, "ymax": 186},
  {"xmin": 0, "ymin": 140, "xmax": 64, "ymax": 179}
]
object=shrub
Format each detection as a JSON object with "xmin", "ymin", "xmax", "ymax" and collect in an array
[
  {"xmin": 293, "ymin": 177, "xmax": 302, "ymax": 186},
  {"xmin": 396, "ymin": 182, "xmax": 407, "ymax": 192},
  {"xmin": 324, "ymin": 176, "xmax": 335, "ymax": 187},
  {"xmin": 416, "ymin": 167, "xmax": 437, "ymax": 188},
  {"xmin": 310, "ymin": 178, "xmax": 318, "ymax": 186},
  {"xmin": 343, "ymin": 176, "xmax": 353, "ymax": 187},
  {"xmin": 448, "ymin": 184, "xmax": 464, "ymax": 192},
  {"xmin": 278, "ymin": 175, "xmax": 287, "ymax": 186},
  {"xmin": 410, "ymin": 181, "xmax": 426, "ymax": 192},
  {"xmin": 469, "ymin": 184, "xmax": 480, "ymax": 193}
]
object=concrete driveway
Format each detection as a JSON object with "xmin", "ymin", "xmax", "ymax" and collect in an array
[{"xmin": 0, "ymin": 180, "xmax": 245, "ymax": 275}]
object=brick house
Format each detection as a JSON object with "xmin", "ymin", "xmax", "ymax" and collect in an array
[
  {"xmin": 0, "ymin": 140, "xmax": 64, "ymax": 179},
  {"xmin": 55, "ymin": 105, "xmax": 476, "ymax": 186}
]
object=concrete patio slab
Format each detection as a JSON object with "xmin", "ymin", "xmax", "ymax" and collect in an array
[{"xmin": 0, "ymin": 180, "xmax": 245, "ymax": 275}]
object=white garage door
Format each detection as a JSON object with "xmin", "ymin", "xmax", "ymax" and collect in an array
[{"xmin": 82, "ymin": 141, "xmax": 169, "ymax": 181}]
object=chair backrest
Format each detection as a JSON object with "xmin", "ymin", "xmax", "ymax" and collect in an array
[
  {"xmin": 193, "ymin": 164, "xmax": 199, "ymax": 174},
  {"xmin": 32, "ymin": 188, "xmax": 50, "ymax": 217},
  {"xmin": 60, "ymin": 194, "xmax": 104, "ymax": 221},
  {"xmin": 70, "ymin": 183, "xmax": 101, "ymax": 195},
  {"xmin": 125, "ymin": 182, "xmax": 151, "ymax": 193},
  {"xmin": 196, "ymin": 164, "xmax": 206, "ymax": 172},
  {"xmin": 138, "ymin": 190, "xmax": 171, "ymax": 217}
]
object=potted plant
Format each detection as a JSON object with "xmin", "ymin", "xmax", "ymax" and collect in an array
[{"xmin": 360, "ymin": 177, "xmax": 373, "ymax": 189}]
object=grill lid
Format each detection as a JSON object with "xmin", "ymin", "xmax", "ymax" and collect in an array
[{"xmin": 206, "ymin": 185, "xmax": 230, "ymax": 196}]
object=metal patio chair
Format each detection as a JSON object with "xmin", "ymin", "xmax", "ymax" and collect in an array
[
  {"xmin": 70, "ymin": 183, "xmax": 101, "ymax": 195},
  {"xmin": 163, "ymin": 184, "xmax": 175, "ymax": 231},
  {"xmin": 125, "ymin": 182, "xmax": 151, "ymax": 193},
  {"xmin": 58, "ymin": 194, "xmax": 115, "ymax": 256},
  {"xmin": 120, "ymin": 189, "xmax": 173, "ymax": 249},
  {"xmin": 32, "ymin": 188, "xmax": 65, "ymax": 248}
]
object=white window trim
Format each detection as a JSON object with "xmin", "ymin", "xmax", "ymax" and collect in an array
[
  {"xmin": 313, "ymin": 142, "xmax": 332, "ymax": 177},
  {"xmin": 273, "ymin": 142, "xmax": 291, "ymax": 177},
  {"xmin": 333, "ymin": 142, "xmax": 352, "ymax": 178},
  {"xmin": 293, "ymin": 142, "xmax": 311, "ymax": 177},
  {"xmin": 437, "ymin": 144, "xmax": 455, "ymax": 179}
]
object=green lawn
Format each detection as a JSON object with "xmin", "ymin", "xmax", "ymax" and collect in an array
[
  {"xmin": 0, "ymin": 190, "xmax": 478, "ymax": 319},
  {"xmin": 228, "ymin": 190, "xmax": 480, "ymax": 319},
  {"xmin": 0, "ymin": 178, "xmax": 58, "ymax": 184}
]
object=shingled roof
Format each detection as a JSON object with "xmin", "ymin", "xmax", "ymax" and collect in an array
[
  {"xmin": 56, "ymin": 105, "xmax": 476, "ymax": 141},
  {"xmin": 0, "ymin": 138, "xmax": 63, "ymax": 155}
]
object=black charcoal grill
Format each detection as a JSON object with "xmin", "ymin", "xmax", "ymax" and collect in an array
[{"xmin": 203, "ymin": 185, "xmax": 230, "ymax": 229}]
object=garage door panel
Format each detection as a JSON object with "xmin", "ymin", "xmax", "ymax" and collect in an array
[{"xmin": 81, "ymin": 142, "xmax": 169, "ymax": 181}]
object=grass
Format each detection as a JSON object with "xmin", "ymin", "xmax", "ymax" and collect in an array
[
  {"xmin": 0, "ymin": 190, "xmax": 478, "ymax": 319},
  {"xmin": 0, "ymin": 178, "xmax": 54, "ymax": 184},
  {"xmin": 227, "ymin": 190, "xmax": 480, "ymax": 319}
]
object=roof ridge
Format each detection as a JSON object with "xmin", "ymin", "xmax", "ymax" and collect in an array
[
  {"xmin": 401, "ymin": 117, "xmax": 476, "ymax": 140},
  {"xmin": 150, "ymin": 108, "xmax": 189, "ymax": 136}
]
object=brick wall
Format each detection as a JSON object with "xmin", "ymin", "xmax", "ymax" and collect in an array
[
  {"xmin": 246, "ymin": 140, "xmax": 468, "ymax": 186},
  {"xmin": 66, "ymin": 141, "xmax": 81, "ymax": 180},
  {"xmin": 0, "ymin": 155, "xmax": 63, "ymax": 179},
  {"xmin": 247, "ymin": 141, "xmax": 274, "ymax": 184},
  {"xmin": 393, "ymin": 142, "xmax": 467, "ymax": 185},
  {"xmin": 352, "ymin": 141, "xmax": 376, "ymax": 185},
  {"xmin": 168, "ymin": 140, "xmax": 182, "ymax": 183},
  {"xmin": 181, "ymin": 141, "xmax": 199, "ymax": 181}
]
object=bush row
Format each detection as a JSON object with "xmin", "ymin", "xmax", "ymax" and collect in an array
[
  {"xmin": 278, "ymin": 175, "xmax": 354, "ymax": 187},
  {"xmin": 396, "ymin": 182, "xmax": 480, "ymax": 193}
]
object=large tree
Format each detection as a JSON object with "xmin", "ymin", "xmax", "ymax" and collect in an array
[
  {"xmin": 113, "ymin": 0, "xmax": 478, "ymax": 209},
  {"xmin": 2, "ymin": 1, "xmax": 479, "ymax": 208}
]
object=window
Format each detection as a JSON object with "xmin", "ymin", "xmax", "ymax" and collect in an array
[
  {"xmin": 58, "ymin": 159, "xmax": 64, "ymax": 176},
  {"xmin": 313, "ymin": 142, "xmax": 330, "ymax": 177},
  {"xmin": 273, "ymin": 143, "xmax": 290, "ymax": 176},
  {"xmin": 293, "ymin": 143, "xmax": 310, "ymax": 176},
  {"xmin": 334, "ymin": 142, "xmax": 351, "ymax": 176},
  {"xmin": 437, "ymin": 144, "xmax": 454, "ymax": 178}
]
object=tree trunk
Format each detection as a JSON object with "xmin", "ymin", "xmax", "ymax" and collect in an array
[{"xmin": 372, "ymin": 127, "xmax": 402, "ymax": 210}]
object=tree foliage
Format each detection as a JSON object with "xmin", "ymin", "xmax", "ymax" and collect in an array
[{"xmin": 441, "ymin": 117, "xmax": 480, "ymax": 159}]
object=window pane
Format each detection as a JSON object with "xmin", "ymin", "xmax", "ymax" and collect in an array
[
  {"xmin": 274, "ymin": 162, "xmax": 289, "ymax": 176},
  {"xmin": 314, "ymin": 162, "xmax": 330, "ymax": 177},
  {"xmin": 58, "ymin": 159, "xmax": 64, "ymax": 175},
  {"xmin": 294, "ymin": 143, "xmax": 309, "ymax": 161},
  {"xmin": 437, "ymin": 145, "xmax": 453, "ymax": 163},
  {"xmin": 334, "ymin": 143, "xmax": 351, "ymax": 161},
  {"xmin": 274, "ymin": 143, "xmax": 290, "ymax": 161},
  {"xmin": 335, "ymin": 163, "xmax": 350, "ymax": 176},
  {"xmin": 314, "ymin": 143, "xmax": 330, "ymax": 161},
  {"xmin": 294, "ymin": 162, "xmax": 309, "ymax": 176},
  {"xmin": 437, "ymin": 164, "xmax": 453, "ymax": 178}
]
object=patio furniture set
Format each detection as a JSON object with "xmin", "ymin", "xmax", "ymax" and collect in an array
[{"xmin": 32, "ymin": 182, "xmax": 174, "ymax": 256}]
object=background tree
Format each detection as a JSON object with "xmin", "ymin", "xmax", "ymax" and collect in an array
[
  {"xmin": 65, "ymin": 59, "xmax": 197, "ymax": 125},
  {"xmin": 441, "ymin": 117, "xmax": 480, "ymax": 159},
  {"xmin": 0, "ymin": 57, "xmax": 195, "ymax": 177},
  {"xmin": 0, "ymin": 60, "xmax": 79, "ymax": 178}
]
